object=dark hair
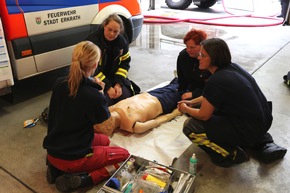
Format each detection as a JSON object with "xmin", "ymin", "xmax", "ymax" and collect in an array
[
  {"xmin": 183, "ymin": 28, "xmax": 207, "ymax": 45},
  {"xmin": 201, "ymin": 38, "xmax": 231, "ymax": 68}
]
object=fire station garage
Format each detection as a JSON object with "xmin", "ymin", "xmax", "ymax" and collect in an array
[{"xmin": 0, "ymin": 0, "xmax": 289, "ymax": 192}]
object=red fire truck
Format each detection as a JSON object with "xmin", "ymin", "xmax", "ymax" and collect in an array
[{"xmin": 0, "ymin": 0, "xmax": 143, "ymax": 97}]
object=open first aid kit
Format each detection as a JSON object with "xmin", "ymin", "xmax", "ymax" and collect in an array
[{"xmin": 97, "ymin": 155, "xmax": 195, "ymax": 193}]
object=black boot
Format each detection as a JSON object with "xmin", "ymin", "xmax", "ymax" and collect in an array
[
  {"xmin": 252, "ymin": 142, "xmax": 287, "ymax": 163},
  {"xmin": 55, "ymin": 173, "xmax": 94, "ymax": 192},
  {"xmin": 46, "ymin": 161, "xmax": 64, "ymax": 184}
]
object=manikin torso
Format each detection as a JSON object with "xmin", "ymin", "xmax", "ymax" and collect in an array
[
  {"xmin": 94, "ymin": 92, "xmax": 182, "ymax": 136},
  {"xmin": 109, "ymin": 92, "xmax": 163, "ymax": 132}
]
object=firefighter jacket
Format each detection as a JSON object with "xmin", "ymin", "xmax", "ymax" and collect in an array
[{"xmin": 86, "ymin": 27, "xmax": 132, "ymax": 92}]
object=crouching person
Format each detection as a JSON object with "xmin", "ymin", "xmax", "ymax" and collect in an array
[
  {"xmin": 178, "ymin": 38, "xmax": 287, "ymax": 167},
  {"xmin": 43, "ymin": 41, "xmax": 129, "ymax": 192}
]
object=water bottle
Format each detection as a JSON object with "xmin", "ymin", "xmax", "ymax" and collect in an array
[{"xmin": 189, "ymin": 153, "xmax": 197, "ymax": 175}]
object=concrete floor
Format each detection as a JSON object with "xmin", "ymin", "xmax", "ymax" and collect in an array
[{"xmin": 1, "ymin": 0, "xmax": 290, "ymax": 192}]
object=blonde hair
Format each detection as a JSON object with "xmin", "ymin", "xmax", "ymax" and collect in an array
[{"xmin": 68, "ymin": 41, "xmax": 101, "ymax": 97}]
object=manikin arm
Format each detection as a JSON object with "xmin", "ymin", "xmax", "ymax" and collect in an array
[
  {"xmin": 94, "ymin": 116, "xmax": 115, "ymax": 137},
  {"xmin": 133, "ymin": 108, "xmax": 182, "ymax": 133}
]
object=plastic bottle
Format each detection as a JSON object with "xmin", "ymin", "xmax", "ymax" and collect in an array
[
  {"xmin": 120, "ymin": 169, "xmax": 133, "ymax": 181},
  {"xmin": 142, "ymin": 174, "xmax": 166, "ymax": 188},
  {"xmin": 189, "ymin": 153, "xmax": 197, "ymax": 175}
]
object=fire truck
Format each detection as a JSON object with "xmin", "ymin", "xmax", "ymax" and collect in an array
[{"xmin": 0, "ymin": 0, "xmax": 143, "ymax": 98}]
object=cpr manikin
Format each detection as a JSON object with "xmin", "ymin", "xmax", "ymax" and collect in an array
[{"xmin": 94, "ymin": 78, "xmax": 184, "ymax": 136}]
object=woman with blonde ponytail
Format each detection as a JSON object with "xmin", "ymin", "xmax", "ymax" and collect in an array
[
  {"xmin": 68, "ymin": 41, "xmax": 100, "ymax": 97},
  {"xmin": 43, "ymin": 41, "xmax": 130, "ymax": 192}
]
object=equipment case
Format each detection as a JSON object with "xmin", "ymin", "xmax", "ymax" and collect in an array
[{"xmin": 97, "ymin": 155, "xmax": 195, "ymax": 193}]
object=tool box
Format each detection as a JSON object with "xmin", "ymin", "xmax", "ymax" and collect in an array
[{"xmin": 97, "ymin": 155, "xmax": 195, "ymax": 193}]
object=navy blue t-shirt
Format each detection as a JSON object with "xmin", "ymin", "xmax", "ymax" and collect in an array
[
  {"xmin": 177, "ymin": 49, "xmax": 211, "ymax": 98},
  {"xmin": 43, "ymin": 77, "xmax": 110, "ymax": 160},
  {"xmin": 203, "ymin": 63, "xmax": 272, "ymax": 139}
]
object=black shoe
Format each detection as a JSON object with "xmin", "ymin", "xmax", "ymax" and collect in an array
[
  {"xmin": 283, "ymin": 74, "xmax": 290, "ymax": 86},
  {"xmin": 277, "ymin": 14, "xmax": 283, "ymax": 18},
  {"xmin": 46, "ymin": 161, "xmax": 64, "ymax": 184},
  {"xmin": 212, "ymin": 146, "xmax": 249, "ymax": 168},
  {"xmin": 252, "ymin": 143, "xmax": 287, "ymax": 163},
  {"xmin": 55, "ymin": 173, "xmax": 93, "ymax": 192}
]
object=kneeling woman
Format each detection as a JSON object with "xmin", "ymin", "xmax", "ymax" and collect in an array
[
  {"xmin": 86, "ymin": 14, "xmax": 140, "ymax": 106},
  {"xmin": 43, "ymin": 41, "xmax": 129, "ymax": 192}
]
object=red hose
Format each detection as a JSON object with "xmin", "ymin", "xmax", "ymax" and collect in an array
[{"xmin": 143, "ymin": 0, "xmax": 284, "ymax": 27}]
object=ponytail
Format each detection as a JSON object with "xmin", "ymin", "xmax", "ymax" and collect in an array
[{"xmin": 68, "ymin": 41, "xmax": 100, "ymax": 97}]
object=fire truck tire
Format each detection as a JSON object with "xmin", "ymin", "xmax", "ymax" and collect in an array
[
  {"xmin": 165, "ymin": 0, "xmax": 192, "ymax": 10},
  {"xmin": 195, "ymin": 0, "xmax": 217, "ymax": 9}
]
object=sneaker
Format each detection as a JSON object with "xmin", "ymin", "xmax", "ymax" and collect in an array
[
  {"xmin": 46, "ymin": 161, "xmax": 64, "ymax": 184},
  {"xmin": 252, "ymin": 142, "xmax": 287, "ymax": 163},
  {"xmin": 55, "ymin": 173, "xmax": 93, "ymax": 192},
  {"xmin": 212, "ymin": 146, "xmax": 250, "ymax": 168}
]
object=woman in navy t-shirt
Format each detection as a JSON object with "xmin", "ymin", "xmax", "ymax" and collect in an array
[
  {"xmin": 178, "ymin": 38, "xmax": 286, "ymax": 167},
  {"xmin": 43, "ymin": 41, "xmax": 129, "ymax": 192}
]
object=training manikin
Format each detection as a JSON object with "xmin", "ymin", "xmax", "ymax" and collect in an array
[{"xmin": 95, "ymin": 78, "xmax": 185, "ymax": 136}]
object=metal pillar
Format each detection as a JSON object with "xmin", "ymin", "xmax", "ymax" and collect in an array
[{"xmin": 148, "ymin": 0, "xmax": 155, "ymax": 10}]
